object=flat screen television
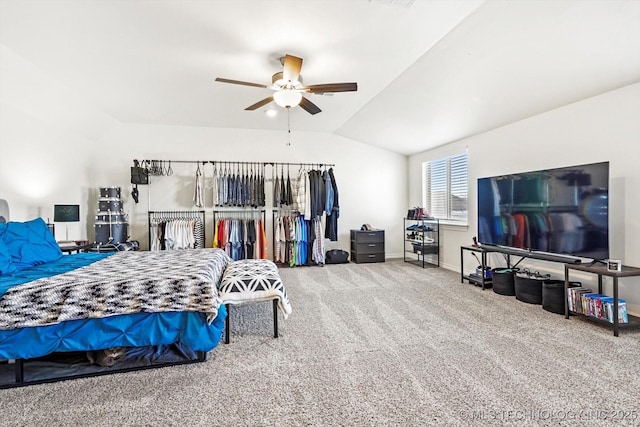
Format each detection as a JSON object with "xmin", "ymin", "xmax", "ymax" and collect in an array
[{"xmin": 477, "ymin": 161, "xmax": 609, "ymax": 260}]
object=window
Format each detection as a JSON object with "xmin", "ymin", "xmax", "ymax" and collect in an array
[{"xmin": 422, "ymin": 152, "xmax": 468, "ymax": 224}]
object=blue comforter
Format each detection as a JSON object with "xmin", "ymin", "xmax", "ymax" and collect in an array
[{"xmin": 0, "ymin": 252, "xmax": 111, "ymax": 298}]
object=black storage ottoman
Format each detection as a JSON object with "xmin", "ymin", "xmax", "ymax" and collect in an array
[
  {"xmin": 514, "ymin": 274, "xmax": 546, "ymax": 304},
  {"xmin": 492, "ymin": 268, "xmax": 516, "ymax": 296},
  {"xmin": 542, "ymin": 280, "xmax": 581, "ymax": 315}
]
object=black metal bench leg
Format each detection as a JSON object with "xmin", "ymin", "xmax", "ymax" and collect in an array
[
  {"xmin": 273, "ymin": 299, "xmax": 279, "ymax": 338},
  {"xmin": 225, "ymin": 304, "xmax": 230, "ymax": 344}
]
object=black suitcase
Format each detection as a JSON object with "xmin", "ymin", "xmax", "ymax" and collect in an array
[{"xmin": 326, "ymin": 249, "xmax": 349, "ymax": 264}]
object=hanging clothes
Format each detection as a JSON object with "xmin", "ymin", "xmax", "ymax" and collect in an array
[
  {"xmin": 285, "ymin": 168, "xmax": 293, "ymax": 206},
  {"xmin": 233, "ymin": 167, "xmax": 239, "ymax": 205},
  {"xmin": 325, "ymin": 167, "xmax": 340, "ymax": 241},
  {"xmin": 293, "ymin": 167, "xmax": 305, "ymax": 212},
  {"xmin": 274, "ymin": 173, "xmax": 281, "ymax": 208},
  {"xmin": 304, "ymin": 170, "xmax": 311, "ymax": 220},
  {"xmin": 323, "ymin": 169, "xmax": 334, "ymax": 216},
  {"xmin": 213, "ymin": 163, "xmax": 265, "ymax": 208},
  {"xmin": 150, "ymin": 217, "xmax": 203, "ymax": 251},
  {"xmin": 308, "ymin": 170, "xmax": 317, "ymax": 217},
  {"xmin": 280, "ymin": 216, "xmax": 288, "ymax": 263},
  {"xmin": 194, "ymin": 164, "xmax": 204, "ymax": 208},
  {"xmin": 249, "ymin": 168, "xmax": 256, "ymax": 208},
  {"xmin": 308, "ymin": 169, "xmax": 326, "ymax": 219},
  {"xmin": 274, "ymin": 212, "xmax": 314, "ymax": 267},
  {"xmin": 213, "ymin": 214, "xmax": 267, "ymax": 261},
  {"xmin": 217, "ymin": 165, "xmax": 225, "ymax": 207},
  {"xmin": 280, "ymin": 168, "xmax": 287, "ymax": 206},
  {"xmin": 288, "ymin": 216, "xmax": 296, "ymax": 267},
  {"xmin": 245, "ymin": 219, "xmax": 256, "ymax": 259},
  {"xmin": 212, "ymin": 164, "xmax": 219, "ymax": 207},
  {"xmin": 258, "ymin": 218, "xmax": 268, "ymax": 260},
  {"xmin": 312, "ymin": 217, "xmax": 325, "ymax": 265}
]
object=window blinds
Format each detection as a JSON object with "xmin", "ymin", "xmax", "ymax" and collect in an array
[{"xmin": 422, "ymin": 152, "xmax": 468, "ymax": 223}]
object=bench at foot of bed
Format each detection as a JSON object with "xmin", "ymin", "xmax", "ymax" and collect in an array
[{"xmin": 218, "ymin": 259, "xmax": 292, "ymax": 344}]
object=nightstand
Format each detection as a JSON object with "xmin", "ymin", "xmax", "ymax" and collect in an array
[
  {"xmin": 350, "ymin": 229, "xmax": 385, "ymax": 263},
  {"xmin": 58, "ymin": 242, "xmax": 92, "ymax": 254}
]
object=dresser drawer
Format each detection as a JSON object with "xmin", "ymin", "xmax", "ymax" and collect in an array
[
  {"xmin": 352, "ymin": 242, "xmax": 385, "ymax": 255},
  {"xmin": 350, "ymin": 230, "xmax": 385, "ymax": 243},
  {"xmin": 350, "ymin": 251, "xmax": 385, "ymax": 263}
]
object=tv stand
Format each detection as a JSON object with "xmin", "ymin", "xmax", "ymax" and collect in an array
[
  {"xmin": 564, "ymin": 263, "xmax": 640, "ymax": 336},
  {"xmin": 587, "ymin": 258, "xmax": 607, "ymax": 267},
  {"xmin": 460, "ymin": 245, "xmax": 582, "ymax": 290}
]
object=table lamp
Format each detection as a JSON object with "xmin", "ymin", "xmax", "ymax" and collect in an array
[
  {"xmin": 54, "ymin": 204, "xmax": 80, "ymax": 242},
  {"xmin": 0, "ymin": 198, "xmax": 9, "ymax": 223}
]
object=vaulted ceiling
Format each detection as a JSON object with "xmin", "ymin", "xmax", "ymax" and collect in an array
[{"xmin": 1, "ymin": 0, "xmax": 639, "ymax": 155}]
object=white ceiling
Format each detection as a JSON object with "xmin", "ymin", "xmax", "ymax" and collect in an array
[{"xmin": 1, "ymin": 0, "xmax": 639, "ymax": 156}]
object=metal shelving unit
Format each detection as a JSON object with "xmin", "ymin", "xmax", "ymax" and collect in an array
[{"xmin": 403, "ymin": 217, "xmax": 439, "ymax": 268}]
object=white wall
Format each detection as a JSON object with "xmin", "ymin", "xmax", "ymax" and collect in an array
[
  {"xmin": 409, "ymin": 82, "xmax": 640, "ymax": 314},
  {"xmin": 0, "ymin": 45, "xmax": 408, "ymax": 259}
]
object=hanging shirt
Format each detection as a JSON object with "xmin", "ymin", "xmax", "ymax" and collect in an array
[
  {"xmin": 194, "ymin": 167, "xmax": 204, "ymax": 208},
  {"xmin": 326, "ymin": 167, "xmax": 340, "ymax": 241},
  {"xmin": 212, "ymin": 168, "xmax": 219, "ymax": 207},
  {"xmin": 294, "ymin": 169, "xmax": 305, "ymax": 212},
  {"xmin": 304, "ymin": 171, "xmax": 312, "ymax": 220},
  {"xmin": 213, "ymin": 219, "xmax": 220, "ymax": 248},
  {"xmin": 274, "ymin": 175, "xmax": 281, "ymax": 208},
  {"xmin": 312, "ymin": 217, "xmax": 325, "ymax": 265},
  {"xmin": 280, "ymin": 172, "xmax": 286, "ymax": 206},
  {"xmin": 259, "ymin": 219, "xmax": 268, "ymax": 259},
  {"xmin": 286, "ymin": 172, "xmax": 293, "ymax": 206},
  {"xmin": 324, "ymin": 170, "xmax": 334, "ymax": 216}
]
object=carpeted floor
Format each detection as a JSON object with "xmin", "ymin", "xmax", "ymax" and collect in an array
[{"xmin": 2, "ymin": 260, "xmax": 640, "ymax": 426}]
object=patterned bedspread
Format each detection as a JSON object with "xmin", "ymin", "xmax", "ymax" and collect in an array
[{"xmin": 0, "ymin": 249, "xmax": 231, "ymax": 331}]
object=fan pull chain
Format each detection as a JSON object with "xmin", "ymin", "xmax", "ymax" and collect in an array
[{"xmin": 287, "ymin": 108, "xmax": 292, "ymax": 146}]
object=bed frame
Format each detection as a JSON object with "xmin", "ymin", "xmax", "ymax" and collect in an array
[{"xmin": 1, "ymin": 348, "xmax": 207, "ymax": 389}]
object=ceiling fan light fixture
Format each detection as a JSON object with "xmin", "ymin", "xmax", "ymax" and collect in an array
[
  {"xmin": 273, "ymin": 90, "xmax": 302, "ymax": 109},
  {"xmin": 217, "ymin": 53, "xmax": 356, "ymax": 115},
  {"xmin": 272, "ymin": 72, "xmax": 303, "ymax": 90}
]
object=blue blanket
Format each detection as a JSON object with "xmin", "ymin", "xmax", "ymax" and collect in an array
[{"xmin": 0, "ymin": 252, "xmax": 112, "ymax": 298}]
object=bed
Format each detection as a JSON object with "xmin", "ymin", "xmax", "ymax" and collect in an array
[{"xmin": 0, "ymin": 218, "xmax": 230, "ymax": 388}]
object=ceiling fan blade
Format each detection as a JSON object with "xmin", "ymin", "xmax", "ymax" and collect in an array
[
  {"xmin": 282, "ymin": 54, "xmax": 303, "ymax": 84},
  {"xmin": 299, "ymin": 96, "xmax": 322, "ymax": 115},
  {"xmin": 304, "ymin": 82, "xmax": 358, "ymax": 94},
  {"xmin": 245, "ymin": 96, "xmax": 274, "ymax": 111},
  {"xmin": 215, "ymin": 77, "xmax": 268, "ymax": 89}
]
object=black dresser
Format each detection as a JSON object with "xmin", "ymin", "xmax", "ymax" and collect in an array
[{"xmin": 350, "ymin": 229, "xmax": 385, "ymax": 263}]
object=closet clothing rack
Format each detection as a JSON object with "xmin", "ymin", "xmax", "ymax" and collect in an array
[
  {"xmin": 135, "ymin": 160, "xmax": 337, "ymax": 252},
  {"xmin": 212, "ymin": 209, "xmax": 266, "ymax": 222},
  {"xmin": 137, "ymin": 159, "xmax": 335, "ymax": 169},
  {"xmin": 272, "ymin": 210, "xmax": 323, "ymax": 267},
  {"xmin": 212, "ymin": 209, "xmax": 267, "ymax": 260},
  {"xmin": 266, "ymin": 162, "xmax": 335, "ymax": 169},
  {"xmin": 148, "ymin": 210, "xmax": 206, "ymax": 250}
]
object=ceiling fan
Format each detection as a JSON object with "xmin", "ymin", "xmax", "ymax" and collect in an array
[{"xmin": 215, "ymin": 54, "xmax": 357, "ymax": 115}]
